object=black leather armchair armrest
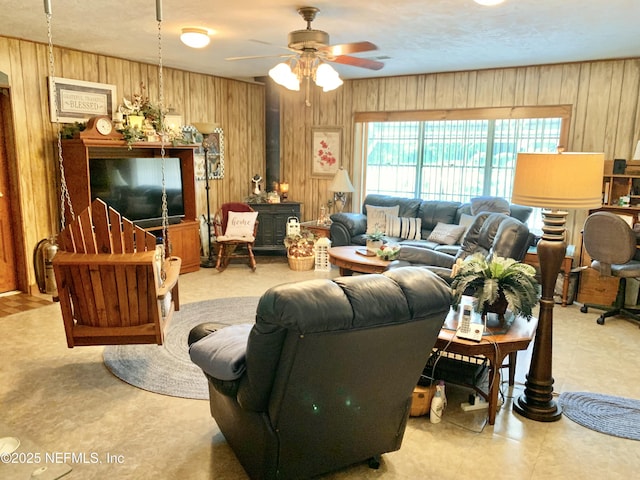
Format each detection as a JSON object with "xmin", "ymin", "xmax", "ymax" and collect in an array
[{"xmin": 329, "ymin": 212, "xmax": 367, "ymax": 246}]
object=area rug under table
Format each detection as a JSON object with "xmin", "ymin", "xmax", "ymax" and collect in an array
[
  {"xmin": 103, "ymin": 296, "xmax": 259, "ymax": 400},
  {"xmin": 558, "ymin": 391, "xmax": 640, "ymax": 441}
]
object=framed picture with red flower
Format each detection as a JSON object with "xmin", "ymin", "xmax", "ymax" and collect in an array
[{"xmin": 311, "ymin": 127, "xmax": 342, "ymax": 177}]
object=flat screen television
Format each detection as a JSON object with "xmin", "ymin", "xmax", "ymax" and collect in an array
[{"xmin": 89, "ymin": 157, "xmax": 185, "ymax": 229}]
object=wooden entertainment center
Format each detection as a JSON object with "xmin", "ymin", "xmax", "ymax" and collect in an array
[{"xmin": 61, "ymin": 138, "xmax": 201, "ymax": 273}]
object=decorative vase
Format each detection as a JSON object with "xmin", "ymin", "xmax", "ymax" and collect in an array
[
  {"xmin": 366, "ymin": 239, "xmax": 382, "ymax": 254},
  {"xmin": 481, "ymin": 290, "xmax": 509, "ymax": 323}
]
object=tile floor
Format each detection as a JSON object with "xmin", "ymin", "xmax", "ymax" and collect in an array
[
  {"xmin": 0, "ymin": 291, "xmax": 53, "ymax": 317},
  {"xmin": 1, "ymin": 258, "xmax": 639, "ymax": 479}
]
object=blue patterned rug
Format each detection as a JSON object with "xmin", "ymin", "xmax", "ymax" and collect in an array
[
  {"xmin": 558, "ymin": 391, "xmax": 640, "ymax": 441},
  {"xmin": 103, "ymin": 297, "xmax": 259, "ymax": 400}
]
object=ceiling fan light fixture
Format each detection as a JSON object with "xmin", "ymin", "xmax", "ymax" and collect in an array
[
  {"xmin": 314, "ymin": 62, "xmax": 342, "ymax": 92},
  {"xmin": 269, "ymin": 62, "xmax": 300, "ymax": 91},
  {"xmin": 180, "ymin": 28, "xmax": 210, "ymax": 48}
]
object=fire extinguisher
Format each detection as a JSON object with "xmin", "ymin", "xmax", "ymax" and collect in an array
[{"xmin": 34, "ymin": 236, "xmax": 58, "ymax": 298}]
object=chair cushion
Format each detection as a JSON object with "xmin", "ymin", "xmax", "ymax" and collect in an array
[
  {"xmin": 222, "ymin": 211, "xmax": 258, "ymax": 240},
  {"xmin": 428, "ymin": 222, "xmax": 466, "ymax": 245},
  {"xmin": 385, "ymin": 215, "xmax": 421, "ymax": 240},
  {"xmin": 366, "ymin": 204, "xmax": 399, "ymax": 234}
]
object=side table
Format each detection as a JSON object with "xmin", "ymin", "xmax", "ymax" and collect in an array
[
  {"xmin": 434, "ymin": 311, "xmax": 538, "ymax": 425},
  {"xmin": 300, "ymin": 221, "xmax": 331, "ymax": 239}
]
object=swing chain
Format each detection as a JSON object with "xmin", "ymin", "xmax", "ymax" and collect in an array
[
  {"xmin": 158, "ymin": 13, "xmax": 168, "ymax": 285},
  {"xmin": 46, "ymin": 11, "xmax": 74, "ymax": 231}
]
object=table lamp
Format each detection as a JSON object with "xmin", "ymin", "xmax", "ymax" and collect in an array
[
  {"xmin": 511, "ymin": 151, "xmax": 604, "ymax": 421},
  {"xmin": 328, "ymin": 167, "xmax": 355, "ymax": 213},
  {"xmin": 279, "ymin": 182, "xmax": 289, "ymax": 201},
  {"xmin": 193, "ymin": 122, "xmax": 219, "ymax": 268}
]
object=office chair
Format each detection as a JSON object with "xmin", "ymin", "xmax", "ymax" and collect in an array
[{"xmin": 580, "ymin": 211, "xmax": 640, "ymax": 326}]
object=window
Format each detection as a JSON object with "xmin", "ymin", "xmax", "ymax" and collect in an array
[{"xmin": 356, "ymin": 106, "xmax": 571, "ymax": 232}]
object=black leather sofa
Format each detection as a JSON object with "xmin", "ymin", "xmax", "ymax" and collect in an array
[
  {"xmin": 329, "ymin": 194, "xmax": 532, "ymax": 253},
  {"xmin": 189, "ymin": 267, "xmax": 451, "ymax": 480}
]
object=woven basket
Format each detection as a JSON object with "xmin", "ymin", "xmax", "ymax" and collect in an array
[{"xmin": 288, "ymin": 255, "xmax": 315, "ymax": 271}]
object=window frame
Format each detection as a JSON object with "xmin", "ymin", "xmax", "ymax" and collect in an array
[{"xmin": 353, "ymin": 105, "xmax": 572, "ymax": 209}]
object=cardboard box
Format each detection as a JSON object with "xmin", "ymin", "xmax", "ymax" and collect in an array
[
  {"xmin": 576, "ymin": 267, "xmax": 619, "ymax": 306},
  {"xmin": 410, "ymin": 385, "xmax": 436, "ymax": 417}
]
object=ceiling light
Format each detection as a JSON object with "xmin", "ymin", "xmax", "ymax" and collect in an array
[
  {"xmin": 268, "ymin": 62, "xmax": 300, "ymax": 91},
  {"xmin": 474, "ymin": 0, "xmax": 506, "ymax": 5},
  {"xmin": 180, "ymin": 28, "xmax": 210, "ymax": 49}
]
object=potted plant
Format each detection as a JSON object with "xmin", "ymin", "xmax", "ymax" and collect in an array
[
  {"xmin": 284, "ymin": 231, "xmax": 316, "ymax": 271},
  {"xmin": 365, "ymin": 230, "xmax": 385, "ymax": 254},
  {"xmin": 450, "ymin": 253, "xmax": 539, "ymax": 321}
]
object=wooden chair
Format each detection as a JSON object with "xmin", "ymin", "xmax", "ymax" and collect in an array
[
  {"xmin": 53, "ymin": 198, "xmax": 181, "ymax": 347},
  {"xmin": 213, "ymin": 202, "xmax": 258, "ymax": 272}
]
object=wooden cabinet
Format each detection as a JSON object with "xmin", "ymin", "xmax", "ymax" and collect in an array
[
  {"xmin": 60, "ymin": 138, "xmax": 200, "ymax": 273},
  {"xmin": 251, "ymin": 202, "xmax": 302, "ymax": 252},
  {"xmin": 601, "ymin": 173, "xmax": 640, "ymax": 223}
]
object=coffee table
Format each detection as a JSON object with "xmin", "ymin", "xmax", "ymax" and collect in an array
[
  {"xmin": 434, "ymin": 309, "xmax": 538, "ymax": 425},
  {"xmin": 329, "ymin": 246, "xmax": 390, "ymax": 275}
]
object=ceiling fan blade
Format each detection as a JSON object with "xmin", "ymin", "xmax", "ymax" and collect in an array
[
  {"xmin": 226, "ymin": 53, "xmax": 293, "ymax": 61},
  {"xmin": 320, "ymin": 41, "xmax": 378, "ymax": 56},
  {"xmin": 331, "ymin": 55, "xmax": 384, "ymax": 71}
]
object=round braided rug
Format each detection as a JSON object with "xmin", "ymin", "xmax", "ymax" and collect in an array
[
  {"xmin": 558, "ymin": 391, "xmax": 640, "ymax": 441},
  {"xmin": 103, "ymin": 297, "xmax": 259, "ymax": 400}
]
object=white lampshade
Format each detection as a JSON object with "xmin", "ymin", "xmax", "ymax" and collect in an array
[
  {"xmin": 511, "ymin": 152, "xmax": 604, "ymax": 209},
  {"xmin": 328, "ymin": 167, "xmax": 355, "ymax": 193},
  {"xmin": 180, "ymin": 28, "xmax": 210, "ymax": 49}
]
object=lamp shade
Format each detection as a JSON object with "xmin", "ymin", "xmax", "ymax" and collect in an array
[
  {"xmin": 328, "ymin": 167, "xmax": 355, "ymax": 193},
  {"xmin": 633, "ymin": 141, "xmax": 640, "ymax": 161},
  {"xmin": 511, "ymin": 152, "xmax": 604, "ymax": 209},
  {"xmin": 192, "ymin": 122, "xmax": 219, "ymax": 135}
]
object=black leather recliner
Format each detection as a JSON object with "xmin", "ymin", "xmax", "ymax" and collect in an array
[
  {"xmin": 390, "ymin": 212, "xmax": 532, "ymax": 282},
  {"xmin": 188, "ymin": 267, "xmax": 451, "ymax": 480}
]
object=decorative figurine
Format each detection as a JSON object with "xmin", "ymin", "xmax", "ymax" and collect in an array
[{"xmin": 252, "ymin": 174, "xmax": 262, "ymax": 195}]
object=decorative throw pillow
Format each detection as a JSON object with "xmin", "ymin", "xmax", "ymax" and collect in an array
[
  {"xmin": 458, "ymin": 213, "xmax": 475, "ymax": 238},
  {"xmin": 470, "ymin": 196, "xmax": 510, "ymax": 216},
  {"xmin": 366, "ymin": 204, "xmax": 400, "ymax": 234},
  {"xmin": 220, "ymin": 211, "xmax": 258, "ymax": 241},
  {"xmin": 427, "ymin": 222, "xmax": 467, "ymax": 245},
  {"xmin": 385, "ymin": 215, "xmax": 422, "ymax": 240}
]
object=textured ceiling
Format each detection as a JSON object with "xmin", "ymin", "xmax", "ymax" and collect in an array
[{"xmin": 2, "ymin": 0, "xmax": 639, "ymax": 82}]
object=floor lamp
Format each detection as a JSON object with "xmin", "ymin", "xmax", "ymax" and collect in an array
[
  {"xmin": 329, "ymin": 167, "xmax": 355, "ymax": 213},
  {"xmin": 511, "ymin": 151, "xmax": 604, "ymax": 421},
  {"xmin": 193, "ymin": 122, "xmax": 219, "ymax": 268}
]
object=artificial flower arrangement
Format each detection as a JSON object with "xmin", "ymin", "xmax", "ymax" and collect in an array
[
  {"xmin": 117, "ymin": 82, "xmax": 189, "ymax": 146},
  {"xmin": 284, "ymin": 231, "xmax": 316, "ymax": 258},
  {"xmin": 376, "ymin": 244, "xmax": 400, "ymax": 261}
]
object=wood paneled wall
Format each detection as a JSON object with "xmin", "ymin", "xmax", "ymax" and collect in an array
[
  {"xmin": 1, "ymin": 31, "xmax": 639, "ymax": 288},
  {"xmin": 0, "ymin": 36, "xmax": 265, "ymax": 288},
  {"xmin": 279, "ymin": 58, "xmax": 640, "ymax": 246}
]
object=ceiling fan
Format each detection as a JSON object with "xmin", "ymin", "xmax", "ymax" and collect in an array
[{"xmin": 226, "ymin": 6, "xmax": 384, "ymax": 104}]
